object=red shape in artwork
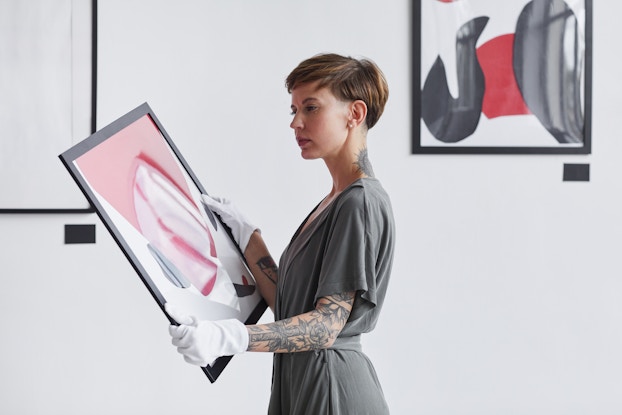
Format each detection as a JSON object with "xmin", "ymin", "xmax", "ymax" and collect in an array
[{"xmin": 476, "ymin": 33, "xmax": 531, "ymax": 119}]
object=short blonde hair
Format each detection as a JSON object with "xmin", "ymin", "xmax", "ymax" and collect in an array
[{"xmin": 285, "ymin": 53, "xmax": 389, "ymax": 129}]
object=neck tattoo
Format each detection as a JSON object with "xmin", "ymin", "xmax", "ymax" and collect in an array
[{"xmin": 354, "ymin": 147, "xmax": 375, "ymax": 178}]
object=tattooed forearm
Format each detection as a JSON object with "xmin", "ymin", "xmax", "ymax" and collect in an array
[
  {"xmin": 247, "ymin": 292, "xmax": 355, "ymax": 353},
  {"xmin": 256, "ymin": 256, "xmax": 278, "ymax": 285},
  {"xmin": 354, "ymin": 147, "xmax": 375, "ymax": 178},
  {"xmin": 247, "ymin": 317, "xmax": 330, "ymax": 352}
]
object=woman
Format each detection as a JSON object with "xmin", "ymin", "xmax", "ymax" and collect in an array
[{"xmin": 167, "ymin": 53, "xmax": 395, "ymax": 414}]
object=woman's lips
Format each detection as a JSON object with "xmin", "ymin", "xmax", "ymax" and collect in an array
[{"xmin": 297, "ymin": 137, "xmax": 311, "ymax": 148}]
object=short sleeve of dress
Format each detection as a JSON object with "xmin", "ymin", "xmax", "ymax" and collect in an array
[{"xmin": 314, "ymin": 181, "xmax": 394, "ymax": 328}]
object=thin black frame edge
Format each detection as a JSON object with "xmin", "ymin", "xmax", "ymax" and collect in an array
[
  {"xmin": 0, "ymin": 0, "xmax": 97, "ymax": 214},
  {"xmin": 58, "ymin": 104, "xmax": 170, "ymax": 310},
  {"xmin": 411, "ymin": 0, "xmax": 422, "ymax": 155},
  {"xmin": 410, "ymin": 0, "xmax": 593, "ymax": 155},
  {"xmin": 582, "ymin": 0, "xmax": 593, "ymax": 155},
  {"xmin": 60, "ymin": 102, "xmax": 268, "ymax": 383},
  {"xmin": 91, "ymin": 0, "xmax": 98, "ymax": 136}
]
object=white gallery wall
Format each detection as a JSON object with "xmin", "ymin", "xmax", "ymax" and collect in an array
[{"xmin": 1, "ymin": 1, "xmax": 621, "ymax": 414}]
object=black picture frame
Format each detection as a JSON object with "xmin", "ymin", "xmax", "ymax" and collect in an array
[
  {"xmin": 59, "ymin": 103, "xmax": 267, "ymax": 382},
  {"xmin": 411, "ymin": 0, "xmax": 593, "ymax": 154},
  {"xmin": 0, "ymin": 0, "xmax": 97, "ymax": 213}
]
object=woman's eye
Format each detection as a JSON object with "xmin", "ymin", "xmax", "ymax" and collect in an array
[{"xmin": 290, "ymin": 105, "xmax": 318, "ymax": 116}]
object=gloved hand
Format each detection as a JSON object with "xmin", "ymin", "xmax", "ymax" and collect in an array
[
  {"xmin": 201, "ymin": 194, "xmax": 259, "ymax": 253},
  {"xmin": 166, "ymin": 303, "xmax": 249, "ymax": 367}
]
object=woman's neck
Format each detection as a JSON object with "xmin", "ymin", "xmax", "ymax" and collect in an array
[{"xmin": 324, "ymin": 147, "xmax": 373, "ymax": 196}]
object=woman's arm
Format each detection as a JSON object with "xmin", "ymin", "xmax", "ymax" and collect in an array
[
  {"xmin": 246, "ymin": 291, "xmax": 355, "ymax": 353},
  {"xmin": 243, "ymin": 231, "xmax": 278, "ymax": 311},
  {"xmin": 166, "ymin": 292, "xmax": 354, "ymax": 366}
]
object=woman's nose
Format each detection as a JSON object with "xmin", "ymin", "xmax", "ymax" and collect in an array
[{"xmin": 290, "ymin": 113, "xmax": 302, "ymax": 130}]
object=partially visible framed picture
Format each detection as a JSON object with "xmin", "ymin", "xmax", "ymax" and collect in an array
[
  {"xmin": 0, "ymin": 0, "xmax": 96, "ymax": 212},
  {"xmin": 412, "ymin": 0, "xmax": 592, "ymax": 154},
  {"xmin": 59, "ymin": 103, "xmax": 267, "ymax": 382}
]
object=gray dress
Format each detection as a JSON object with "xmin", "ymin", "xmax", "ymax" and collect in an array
[{"xmin": 268, "ymin": 178, "xmax": 395, "ymax": 415}]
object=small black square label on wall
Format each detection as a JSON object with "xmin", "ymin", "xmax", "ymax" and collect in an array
[
  {"xmin": 563, "ymin": 163, "xmax": 590, "ymax": 182},
  {"xmin": 64, "ymin": 224, "xmax": 96, "ymax": 244}
]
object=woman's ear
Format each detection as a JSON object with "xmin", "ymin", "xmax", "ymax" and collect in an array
[{"xmin": 349, "ymin": 100, "xmax": 368, "ymax": 128}]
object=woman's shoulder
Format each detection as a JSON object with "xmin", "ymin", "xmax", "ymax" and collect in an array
[
  {"xmin": 340, "ymin": 178, "xmax": 390, "ymax": 201},
  {"xmin": 336, "ymin": 178, "xmax": 392, "ymax": 213}
]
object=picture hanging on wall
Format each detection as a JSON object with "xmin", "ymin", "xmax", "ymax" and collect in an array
[
  {"xmin": 59, "ymin": 103, "xmax": 267, "ymax": 382},
  {"xmin": 412, "ymin": 0, "xmax": 593, "ymax": 154},
  {"xmin": 0, "ymin": 0, "xmax": 96, "ymax": 212}
]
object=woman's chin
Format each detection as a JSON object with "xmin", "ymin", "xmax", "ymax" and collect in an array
[{"xmin": 300, "ymin": 150, "xmax": 319, "ymax": 160}]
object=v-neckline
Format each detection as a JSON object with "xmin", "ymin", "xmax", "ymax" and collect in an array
[
  {"xmin": 298, "ymin": 194, "xmax": 336, "ymax": 235},
  {"xmin": 292, "ymin": 177, "xmax": 368, "ymax": 241}
]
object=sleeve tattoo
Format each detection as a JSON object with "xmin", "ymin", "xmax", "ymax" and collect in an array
[{"xmin": 247, "ymin": 291, "xmax": 355, "ymax": 353}]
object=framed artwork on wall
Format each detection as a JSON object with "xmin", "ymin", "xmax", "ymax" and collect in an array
[
  {"xmin": 412, "ymin": 0, "xmax": 593, "ymax": 154},
  {"xmin": 59, "ymin": 103, "xmax": 267, "ymax": 382},
  {"xmin": 0, "ymin": 0, "xmax": 96, "ymax": 213}
]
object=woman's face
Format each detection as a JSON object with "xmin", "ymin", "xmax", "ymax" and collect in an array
[{"xmin": 290, "ymin": 81, "xmax": 351, "ymax": 161}]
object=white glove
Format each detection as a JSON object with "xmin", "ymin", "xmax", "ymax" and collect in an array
[
  {"xmin": 201, "ymin": 194, "xmax": 258, "ymax": 253},
  {"xmin": 166, "ymin": 303, "xmax": 249, "ymax": 367}
]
